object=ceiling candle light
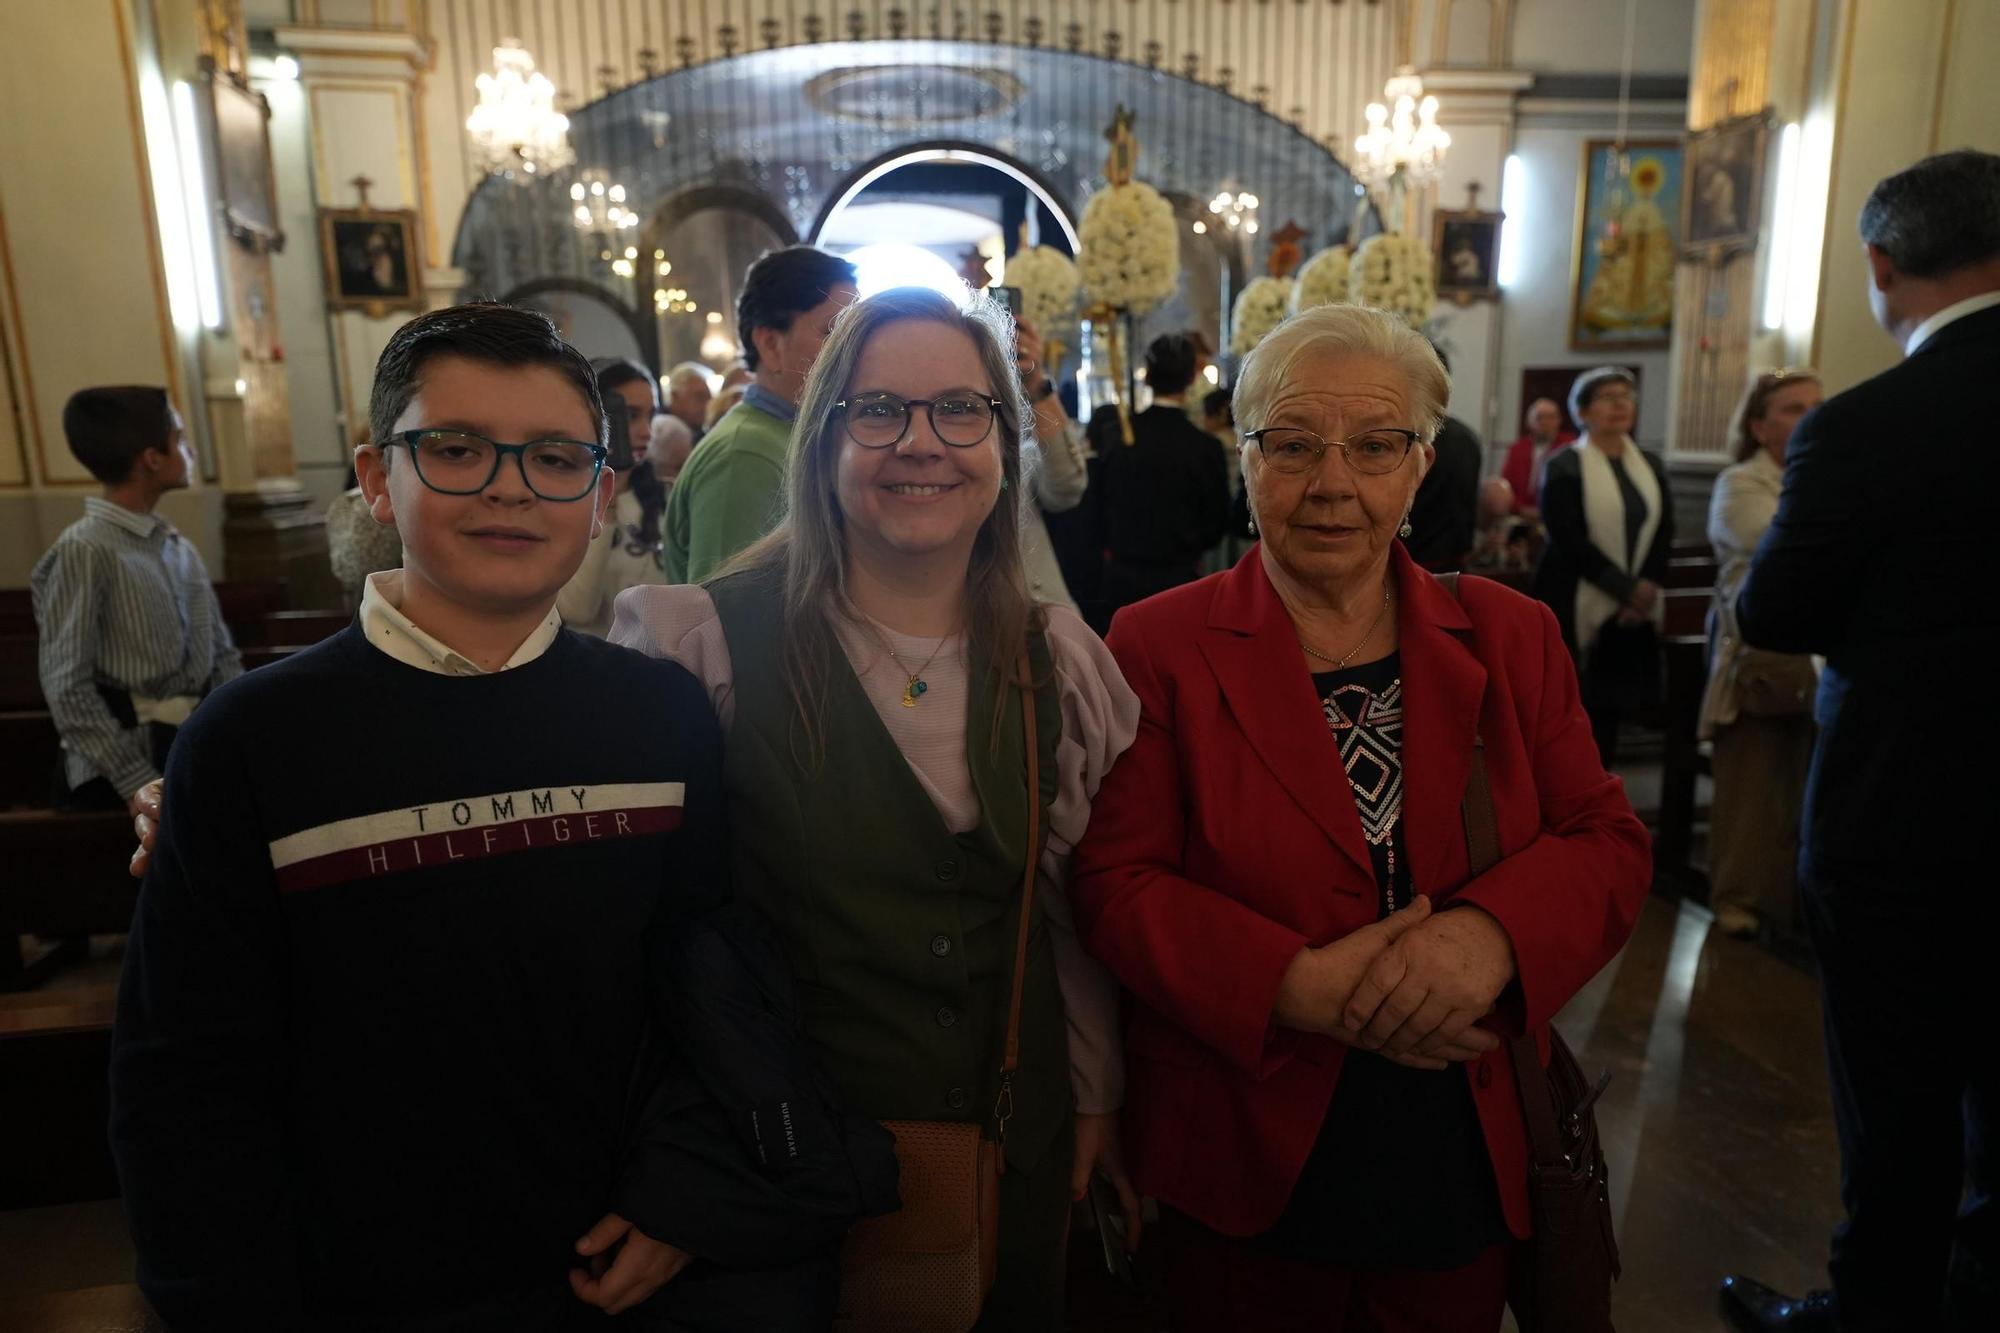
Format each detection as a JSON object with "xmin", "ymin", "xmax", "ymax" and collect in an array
[
  {"xmin": 1353, "ymin": 66, "xmax": 1451, "ymax": 198},
  {"xmin": 466, "ymin": 39, "xmax": 573, "ymax": 178}
]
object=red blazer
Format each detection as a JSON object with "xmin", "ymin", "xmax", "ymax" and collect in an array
[
  {"xmin": 1500, "ymin": 431, "xmax": 1575, "ymax": 512},
  {"xmin": 1070, "ymin": 544, "xmax": 1651, "ymax": 1240}
]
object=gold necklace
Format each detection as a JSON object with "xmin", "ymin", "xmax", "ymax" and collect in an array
[
  {"xmin": 866, "ymin": 621, "xmax": 957, "ymax": 708},
  {"xmin": 1298, "ymin": 587, "xmax": 1392, "ymax": 671}
]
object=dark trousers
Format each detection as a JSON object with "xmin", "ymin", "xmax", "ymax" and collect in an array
[
  {"xmin": 1155, "ymin": 1208, "xmax": 1511, "ymax": 1332},
  {"xmin": 1803, "ymin": 875, "xmax": 1999, "ymax": 1331}
]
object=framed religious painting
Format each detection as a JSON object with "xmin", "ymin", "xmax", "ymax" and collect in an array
[
  {"xmin": 1433, "ymin": 207, "xmax": 1503, "ymax": 304},
  {"xmin": 1683, "ymin": 110, "xmax": 1771, "ymax": 259},
  {"xmin": 203, "ymin": 59, "xmax": 284, "ymax": 252},
  {"xmin": 318, "ymin": 208, "xmax": 423, "ymax": 315},
  {"xmin": 1570, "ymin": 139, "xmax": 1683, "ymax": 351}
]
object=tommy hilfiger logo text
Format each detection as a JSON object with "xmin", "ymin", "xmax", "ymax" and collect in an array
[{"xmin": 266, "ymin": 782, "xmax": 685, "ymax": 893}]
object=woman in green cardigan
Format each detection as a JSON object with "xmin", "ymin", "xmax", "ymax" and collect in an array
[{"xmin": 613, "ymin": 286, "xmax": 1139, "ymax": 1327}]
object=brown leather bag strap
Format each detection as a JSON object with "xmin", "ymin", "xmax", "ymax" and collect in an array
[
  {"xmin": 1441, "ymin": 573, "xmax": 1569, "ymax": 1173},
  {"xmin": 1002, "ymin": 651, "xmax": 1041, "ymax": 1079}
]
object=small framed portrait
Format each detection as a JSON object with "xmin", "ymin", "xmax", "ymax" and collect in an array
[
  {"xmin": 318, "ymin": 209, "xmax": 423, "ymax": 314},
  {"xmin": 1433, "ymin": 208, "xmax": 1503, "ymax": 304},
  {"xmin": 1682, "ymin": 111, "xmax": 1771, "ymax": 259}
]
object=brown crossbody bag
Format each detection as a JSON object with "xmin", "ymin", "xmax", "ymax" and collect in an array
[
  {"xmin": 834, "ymin": 655, "xmax": 1041, "ymax": 1333},
  {"xmin": 1443, "ymin": 573, "xmax": 1621, "ymax": 1332}
]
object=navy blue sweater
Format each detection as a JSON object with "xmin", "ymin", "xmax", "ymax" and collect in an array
[{"xmin": 110, "ymin": 624, "xmax": 734, "ymax": 1326}]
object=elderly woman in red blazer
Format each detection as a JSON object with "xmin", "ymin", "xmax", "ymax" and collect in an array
[{"xmin": 1070, "ymin": 303, "xmax": 1652, "ymax": 1331}]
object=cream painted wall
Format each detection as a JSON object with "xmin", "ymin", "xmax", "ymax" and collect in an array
[
  {"xmin": 1511, "ymin": 0, "xmax": 1698, "ymax": 76},
  {"xmin": 255, "ymin": 56, "xmax": 349, "ymax": 506},
  {"xmin": 0, "ymin": 0, "xmax": 226, "ymax": 582},
  {"xmin": 1813, "ymin": 0, "xmax": 2000, "ymax": 396}
]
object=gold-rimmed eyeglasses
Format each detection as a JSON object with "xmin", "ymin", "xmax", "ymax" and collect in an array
[{"xmin": 1243, "ymin": 426, "xmax": 1421, "ymax": 476}]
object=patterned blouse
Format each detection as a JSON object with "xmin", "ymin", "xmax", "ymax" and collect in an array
[{"xmin": 1256, "ymin": 650, "xmax": 1508, "ymax": 1272}]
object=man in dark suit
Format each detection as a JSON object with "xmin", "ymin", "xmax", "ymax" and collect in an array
[
  {"xmin": 1402, "ymin": 343, "xmax": 1484, "ymax": 570},
  {"xmin": 1721, "ymin": 149, "xmax": 2000, "ymax": 1332}
]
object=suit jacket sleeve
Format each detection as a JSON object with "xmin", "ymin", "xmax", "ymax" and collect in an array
[
  {"xmin": 1540, "ymin": 458, "xmax": 1639, "ymax": 605},
  {"xmin": 1070, "ymin": 612, "xmax": 1312, "ymax": 1079},
  {"xmin": 1735, "ymin": 405, "xmax": 1864, "ymax": 653},
  {"xmin": 1450, "ymin": 600, "xmax": 1654, "ymax": 1033}
]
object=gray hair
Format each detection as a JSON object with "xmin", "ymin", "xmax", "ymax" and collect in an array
[
  {"xmin": 1859, "ymin": 149, "xmax": 2000, "ymax": 278},
  {"xmin": 1568, "ymin": 366, "xmax": 1637, "ymax": 425},
  {"xmin": 664, "ymin": 361, "xmax": 713, "ymax": 396},
  {"xmin": 1232, "ymin": 303, "xmax": 1449, "ymax": 443},
  {"xmin": 726, "ymin": 286, "xmax": 1038, "ymax": 767}
]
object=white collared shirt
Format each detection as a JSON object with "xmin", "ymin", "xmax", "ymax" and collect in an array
[
  {"xmin": 358, "ymin": 570, "xmax": 562, "ymax": 675},
  {"xmin": 1905, "ymin": 289, "xmax": 2000, "ymax": 355}
]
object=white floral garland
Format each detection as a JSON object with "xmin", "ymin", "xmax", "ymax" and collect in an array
[
  {"xmin": 1077, "ymin": 180, "xmax": 1181, "ymax": 316},
  {"xmin": 1230, "ymin": 276, "xmax": 1294, "ymax": 357},
  {"xmin": 1002, "ymin": 245, "xmax": 1081, "ymax": 332},
  {"xmin": 1289, "ymin": 246, "xmax": 1353, "ymax": 316},
  {"xmin": 1348, "ymin": 231, "xmax": 1435, "ymax": 330}
]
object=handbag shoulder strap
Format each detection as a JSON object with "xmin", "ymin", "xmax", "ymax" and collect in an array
[
  {"xmin": 994, "ymin": 650, "xmax": 1041, "ymax": 1141},
  {"xmin": 1439, "ymin": 573, "xmax": 1569, "ymax": 1172}
]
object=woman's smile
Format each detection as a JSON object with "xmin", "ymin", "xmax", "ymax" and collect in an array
[{"xmin": 882, "ymin": 480, "xmax": 962, "ymax": 501}]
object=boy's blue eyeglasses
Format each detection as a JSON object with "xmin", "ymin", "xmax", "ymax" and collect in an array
[{"xmin": 381, "ymin": 429, "xmax": 608, "ymax": 502}]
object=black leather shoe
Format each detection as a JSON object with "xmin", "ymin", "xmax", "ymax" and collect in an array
[{"xmin": 1719, "ymin": 1275, "xmax": 1836, "ymax": 1331}]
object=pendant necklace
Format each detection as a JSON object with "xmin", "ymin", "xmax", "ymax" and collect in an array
[
  {"xmin": 868, "ymin": 621, "xmax": 957, "ymax": 708},
  {"xmin": 1299, "ymin": 586, "xmax": 1393, "ymax": 671}
]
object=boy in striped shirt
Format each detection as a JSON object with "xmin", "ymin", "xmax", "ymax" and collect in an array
[{"xmin": 30, "ymin": 386, "xmax": 240, "ymax": 813}]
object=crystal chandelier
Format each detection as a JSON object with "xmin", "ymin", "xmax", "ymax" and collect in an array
[
  {"xmin": 1353, "ymin": 67, "xmax": 1451, "ymax": 195},
  {"xmin": 1208, "ymin": 189, "xmax": 1261, "ymax": 237},
  {"xmin": 570, "ymin": 174, "xmax": 639, "ymax": 232},
  {"xmin": 465, "ymin": 39, "xmax": 573, "ymax": 177}
]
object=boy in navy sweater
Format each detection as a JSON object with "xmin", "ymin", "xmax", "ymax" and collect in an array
[{"xmin": 111, "ymin": 305, "xmax": 889, "ymax": 1330}]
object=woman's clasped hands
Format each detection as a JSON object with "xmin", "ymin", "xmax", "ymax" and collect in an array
[{"xmin": 1275, "ymin": 896, "xmax": 1519, "ymax": 1071}]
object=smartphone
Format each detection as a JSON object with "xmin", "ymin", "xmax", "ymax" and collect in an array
[
  {"xmin": 1086, "ymin": 1175, "xmax": 1136, "ymax": 1287},
  {"xmin": 992, "ymin": 285, "xmax": 1024, "ymax": 318}
]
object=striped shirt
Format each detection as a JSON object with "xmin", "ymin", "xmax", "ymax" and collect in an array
[{"xmin": 30, "ymin": 497, "xmax": 241, "ymax": 797}]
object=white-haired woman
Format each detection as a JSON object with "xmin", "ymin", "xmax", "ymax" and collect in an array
[
  {"xmin": 612, "ymin": 287, "xmax": 1140, "ymax": 1327},
  {"xmin": 1530, "ymin": 366, "xmax": 1676, "ymax": 765},
  {"xmin": 1071, "ymin": 304, "xmax": 1651, "ymax": 1329}
]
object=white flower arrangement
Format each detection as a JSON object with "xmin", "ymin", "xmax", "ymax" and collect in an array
[
  {"xmin": 1289, "ymin": 246, "xmax": 1353, "ymax": 316},
  {"xmin": 1002, "ymin": 245, "xmax": 1081, "ymax": 332},
  {"xmin": 1077, "ymin": 180, "xmax": 1181, "ymax": 315},
  {"xmin": 1348, "ymin": 231, "xmax": 1435, "ymax": 330},
  {"xmin": 1230, "ymin": 276, "xmax": 1295, "ymax": 357}
]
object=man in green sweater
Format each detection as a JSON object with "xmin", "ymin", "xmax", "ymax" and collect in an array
[{"xmin": 663, "ymin": 246, "xmax": 857, "ymax": 582}]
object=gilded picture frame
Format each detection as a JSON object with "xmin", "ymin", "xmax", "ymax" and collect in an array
[
  {"xmin": 1682, "ymin": 110, "xmax": 1771, "ymax": 260},
  {"xmin": 1569, "ymin": 138, "xmax": 1684, "ymax": 352},
  {"xmin": 318, "ymin": 208, "xmax": 424, "ymax": 316}
]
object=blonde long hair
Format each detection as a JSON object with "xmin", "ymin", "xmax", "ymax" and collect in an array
[{"xmin": 722, "ymin": 287, "xmax": 1041, "ymax": 769}]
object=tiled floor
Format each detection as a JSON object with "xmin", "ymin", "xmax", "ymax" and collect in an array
[{"xmin": 2, "ymin": 896, "xmax": 1841, "ymax": 1330}]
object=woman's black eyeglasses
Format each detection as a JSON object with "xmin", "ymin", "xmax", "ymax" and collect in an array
[{"xmin": 835, "ymin": 392, "xmax": 1003, "ymax": 450}]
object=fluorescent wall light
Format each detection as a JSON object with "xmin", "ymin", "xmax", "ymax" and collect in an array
[
  {"xmin": 172, "ymin": 81, "xmax": 225, "ymax": 330},
  {"xmin": 137, "ymin": 66, "xmax": 200, "ymax": 332},
  {"xmin": 1497, "ymin": 154, "xmax": 1526, "ymax": 289},
  {"xmin": 1785, "ymin": 115, "xmax": 1834, "ymax": 342},
  {"xmin": 1762, "ymin": 123, "xmax": 1801, "ymax": 331}
]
